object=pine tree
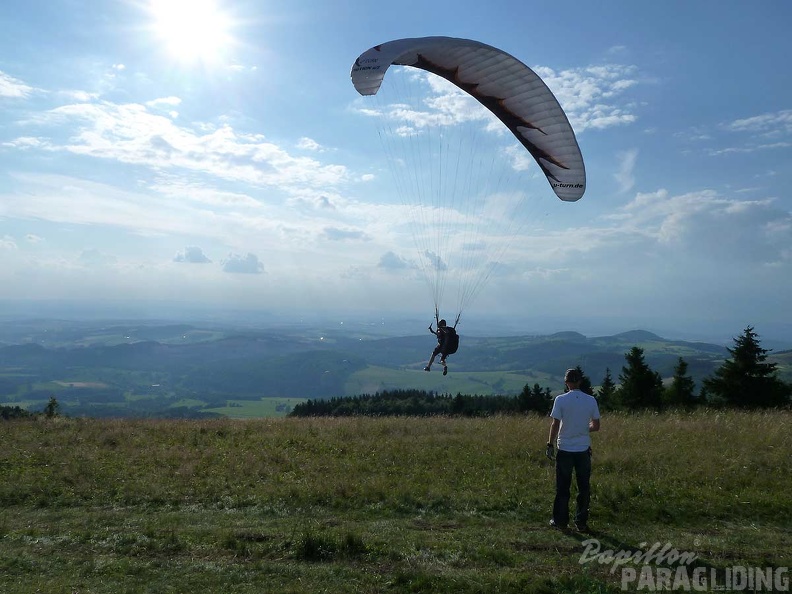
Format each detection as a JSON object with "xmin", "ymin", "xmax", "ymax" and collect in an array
[
  {"xmin": 703, "ymin": 326, "xmax": 791, "ymax": 408},
  {"xmin": 572, "ymin": 365, "xmax": 594, "ymax": 395},
  {"xmin": 596, "ymin": 368, "xmax": 617, "ymax": 411},
  {"xmin": 616, "ymin": 347, "xmax": 664, "ymax": 410},
  {"xmin": 518, "ymin": 383, "xmax": 552, "ymax": 415},
  {"xmin": 664, "ymin": 357, "xmax": 697, "ymax": 408},
  {"xmin": 44, "ymin": 396, "xmax": 60, "ymax": 419}
]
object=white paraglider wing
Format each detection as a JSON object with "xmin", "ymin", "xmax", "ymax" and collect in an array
[{"xmin": 351, "ymin": 36, "xmax": 585, "ymax": 201}]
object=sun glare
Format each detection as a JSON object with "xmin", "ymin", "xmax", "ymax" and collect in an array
[{"xmin": 149, "ymin": 0, "xmax": 234, "ymax": 64}]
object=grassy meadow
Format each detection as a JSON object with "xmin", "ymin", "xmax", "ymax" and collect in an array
[{"xmin": 1, "ymin": 410, "xmax": 790, "ymax": 593}]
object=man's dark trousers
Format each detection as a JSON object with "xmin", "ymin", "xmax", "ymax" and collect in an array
[{"xmin": 552, "ymin": 449, "xmax": 592, "ymax": 527}]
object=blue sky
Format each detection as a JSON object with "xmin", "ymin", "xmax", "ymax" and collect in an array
[{"xmin": 1, "ymin": 0, "xmax": 790, "ymax": 340}]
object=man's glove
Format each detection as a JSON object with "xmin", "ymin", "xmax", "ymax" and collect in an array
[{"xmin": 545, "ymin": 442, "xmax": 555, "ymax": 461}]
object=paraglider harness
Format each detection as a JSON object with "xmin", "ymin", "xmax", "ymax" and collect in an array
[{"xmin": 433, "ymin": 309, "xmax": 460, "ymax": 356}]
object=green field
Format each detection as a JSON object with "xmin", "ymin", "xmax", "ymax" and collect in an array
[
  {"xmin": 344, "ymin": 365, "xmax": 550, "ymax": 397},
  {"xmin": 1, "ymin": 369, "xmax": 553, "ymax": 419},
  {"xmin": 205, "ymin": 397, "xmax": 309, "ymax": 418},
  {"xmin": 1, "ymin": 410, "xmax": 790, "ymax": 593}
]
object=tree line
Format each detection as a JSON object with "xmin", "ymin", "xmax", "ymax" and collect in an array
[
  {"xmin": 595, "ymin": 326, "xmax": 790, "ymax": 411},
  {"xmin": 290, "ymin": 384, "xmax": 554, "ymax": 417},
  {"xmin": 0, "ymin": 396, "xmax": 60, "ymax": 420},
  {"xmin": 292, "ymin": 326, "xmax": 791, "ymax": 417}
]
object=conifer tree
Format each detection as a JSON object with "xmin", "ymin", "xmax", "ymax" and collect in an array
[
  {"xmin": 664, "ymin": 357, "xmax": 697, "ymax": 408},
  {"xmin": 518, "ymin": 383, "xmax": 552, "ymax": 414},
  {"xmin": 572, "ymin": 365, "xmax": 594, "ymax": 395},
  {"xmin": 596, "ymin": 368, "xmax": 617, "ymax": 411},
  {"xmin": 44, "ymin": 396, "xmax": 60, "ymax": 418},
  {"xmin": 703, "ymin": 326, "xmax": 791, "ymax": 408},
  {"xmin": 616, "ymin": 347, "xmax": 664, "ymax": 410}
]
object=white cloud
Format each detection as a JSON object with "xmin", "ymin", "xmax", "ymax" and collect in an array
[
  {"xmin": 297, "ymin": 137, "xmax": 323, "ymax": 151},
  {"xmin": 1, "ymin": 173, "xmax": 216, "ymax": 237},
  {"xmin": 378, "ymin": 251, "xmax": 411, "ymax": 270},
  {"xmin": 0, "ymin": 71, "xmax": 34, "ymax": 98},
  {"xmin": 614, "ymin": 189, "xmax": 792, "ymax": 266},
  {"xmin": 288, "ymin": 194, "xmax": 338, "ymax": 210},
  {"xmin": 2, "ymin": 136, "xmax": 48, "ymax": 149},
  {"xmin": 533, "ymin": 64, "xmax": 640, "ymax": 132},
  {"xmin": 59, "ymin": 90, "xmax": 99, "ymax": 102},
  {"xmin": 1, "ymin": 235, "xmax": 18, "ymax": 250},
  {"xmin": 222, "ymin": 252, "xmax": 264, "ymax": 274},
  {"xmin": 146, "ymin": 96, "xmax": 182, "ymax": 108},
  {"xmin": 33, "ymin": 100, "xmax": 350, "ymax": 193},
  {"xmin": 423, "ymin": 250, "xmax": 447, "ymax": 272},
  {"xmin": 174, "ymin": 246, "xmax": 211, "ymax": 263},
  {"xmin": 148, "ymin": 176, "xmax": 262, "ymax": 208},
  {"xmin": 614, "ymin": 149, "xmax": 638, "ymax": 193},
  {"xmin": 710, "ymin": 141, "xmax": 792, "ymax": 156},
  {"xmin": 696, "ymin": 109, "xmax": 792, "ymax": 156},
  {"xmin": 725, "ymin": 109, "xmax": 792, "ymax": 135}
]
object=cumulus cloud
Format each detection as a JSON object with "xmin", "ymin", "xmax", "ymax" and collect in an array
[
  {"xmin": 174, "ymin": 246, "xmax": 211, "ymax": 263},
  {"xmin": 297, "ymin": 137, "xmax": 323, "ymax": 151},
  {"xmin": 33, "ymin": 100, "xmax": 350, "ymax": 193},
  {"xmin": 1, "ymin": 235, "xmax": 17, "ymax": 250},
  {"xmin": 614, "ymin": 189, "xmax": 792, "ymax": 267},
  {"xmin": 316, "ymin": 196, "xmax": 336, "ymax": 209},
  {"xmin": 424, "ymin": 250, "xmax": 448, "ymax": 272},
  {"xmin": 222, "ymin": 252, "xmax": 264, "ymax": 274},
  {"xmin": 523, "ymin": 64, "xmax": 640, "ymax": 131},
  {"xmin": 378, "ymin": 251, "xmax": 411, "ymax": 270}
]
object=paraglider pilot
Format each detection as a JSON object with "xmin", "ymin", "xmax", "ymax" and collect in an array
[{"xmin": 424, "ymin": 319, "xmax": 456, "ymax": 376}]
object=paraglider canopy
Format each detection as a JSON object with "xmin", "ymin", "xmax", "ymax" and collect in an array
[
  {"xmin": 351, "ymin": 37, "xmax": 586, "ymax": 324},
  {"xmin": 351, "ymin": 36, "xmax": 586, "ymax": 201}
]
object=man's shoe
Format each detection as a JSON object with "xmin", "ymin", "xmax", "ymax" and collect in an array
[
  {"xmin": 442, "ymin": 366, "xmax": 448, "ymax": 376},
  {"xmin": 574, "ymin": 522, "xmax": 589, "ymax": 532},
  {"xmin": 424, "ymin": 366, "xmax": 431, "ymax": 372},
  {"xmin": 549, "ymin": 519, "xmax": 567, "ymax": 529}
]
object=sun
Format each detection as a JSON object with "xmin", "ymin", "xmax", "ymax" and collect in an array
[{"xmin": 148, "ymin": 0, "xmax": 234, "ymax": 64}]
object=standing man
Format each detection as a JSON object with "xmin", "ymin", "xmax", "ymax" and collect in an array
[{"xmin": 546, "ymin": 368, "xmax": 600, "ymax": 531}]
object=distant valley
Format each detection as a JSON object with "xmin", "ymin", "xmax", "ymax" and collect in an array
[{"xmin": 2, "ymin": 319, "xmax": 789, "ymax": 418}]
